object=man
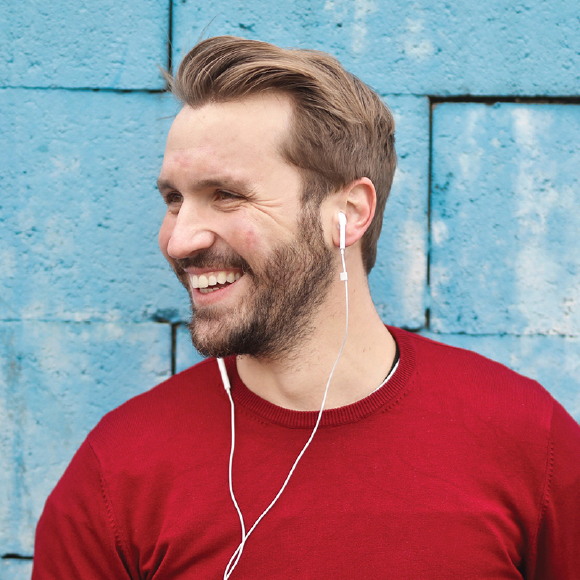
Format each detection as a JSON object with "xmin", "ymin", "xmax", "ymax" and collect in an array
[{"xmin": 33, "ymin": 36, "xmax": 580, "ymax": 579}]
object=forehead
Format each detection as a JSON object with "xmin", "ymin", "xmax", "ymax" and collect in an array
[{"xmin": 162, "ymin": 94, "xmax": 294, "ymax": 177}]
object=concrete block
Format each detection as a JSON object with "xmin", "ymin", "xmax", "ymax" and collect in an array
[
  {"xmin": 431, "ymin": 103, "xmax": 580, "ymax": 335},
  {"xmin": 369, "ymin": 96, "xmax": 429, "ymax": 328},
  {"xmin": 0, "ymin": 559, "xmax": 33, "ymax": 579},
  {"xmin": 0, "ymin": 0, "xmax": 168, "ymax": 89},
  {"xmin": 0, "ymin": 321, "xmax": 171, "ymax": 554},
  {"xmin": 419, "ymin": 331, "xmax": 580, "ymax": 422},
  {"xmin": 172, "ymin": 0, "xmax": 580, "ymax": 96},
  {"xmin": 175, "ymin": 323, "xmax": 206, "ymax": 374},
  {"xmin": 1, "ymin": 88, "xmax": 190, "ymax": 323}
]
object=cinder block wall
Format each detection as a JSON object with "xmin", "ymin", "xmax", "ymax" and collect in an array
[{"xmin": 1, "ymin": 1, "xmax": 579, "ymax": 574}]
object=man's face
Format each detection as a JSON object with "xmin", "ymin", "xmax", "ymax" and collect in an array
[{"xmin": 158, "ymin": 94, "xmax": 335, "ymax": 358}]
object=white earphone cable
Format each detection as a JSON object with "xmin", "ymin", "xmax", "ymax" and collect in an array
[
  {"xmin": 217, "ymin": 357, "xmax": 247, "ymax": 574},
  {"xmin": 219, "ymin": 247, "xmax": 349, "ymax": 579}
]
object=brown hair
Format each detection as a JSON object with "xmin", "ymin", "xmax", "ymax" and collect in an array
[{"xmin": 170, "ymin": 36, "xmax": 396, "ymax": 274}]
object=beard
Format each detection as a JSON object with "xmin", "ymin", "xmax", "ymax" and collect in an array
[{"xmin": 172, "ymin": 205, "xmax": 335, "ymax": 359}]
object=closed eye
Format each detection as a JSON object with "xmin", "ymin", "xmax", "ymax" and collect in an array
[{"xmin": 216, "ymin": 190, "xmax": 243, "ymax": 202}]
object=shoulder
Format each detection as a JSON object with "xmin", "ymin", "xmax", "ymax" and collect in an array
[
  {"xmin": 404, "ymin": 328, "xmax": 551, "ymax": 398},
  {"xmin": 86, "ymin": 357, "xmax": 228, "ymax": 458},
  {"xmin": 391, "ymin": 327, "xmax": 557, "ymax": 434}
]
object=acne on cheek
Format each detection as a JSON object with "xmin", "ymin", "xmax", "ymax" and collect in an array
[
  {"xmin": 242, "ymin": 226, "xmax": 258, "ymax": 250},
  {"xmin": 225, "ymin": 219, "xmax": 259, "ymax": 252}
]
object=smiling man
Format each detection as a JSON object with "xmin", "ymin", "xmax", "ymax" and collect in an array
[
  {"xmin": 157, "ymin": 96, "xmax": 339, "ymax": 363},
  {"xmin": 33, "ymin": 37, "xmax": 580, "ymax": 579}
]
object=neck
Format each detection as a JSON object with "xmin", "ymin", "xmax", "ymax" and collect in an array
[{"xmin": 236, "ymin": 268, "xmax": 396, "ymax": 411}]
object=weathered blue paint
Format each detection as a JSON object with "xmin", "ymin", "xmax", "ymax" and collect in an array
[
  {"xmin": 0, "ymin": 321, "xmax": 171, "ymax": 554},
  {"xmin": 1, "ymin": 89, "xmax": 187, "ymax": 323},
  {"xmin": 175, "ymin": 323, "xmax": 206, "ymax": 374},
  {"xmin": 369, "ymin": 95, "xmax": 429, "ymax": 328},
  {"xmin": 0, "ymin": 0, "xmax": 168, "ymax": 89},
  {"xmin": 420, "ymin": 331, "xmax": 580, "ymax": 421},
  {"xmin": 0, "ymin": 559, "xmax": 33, "ymax": 580},
  {"xmin": 431, "ymin": 103, "xmax": 580, "ymax": 335},
  {"xmin": 172, "ymin": 0, "xmax": 580, "ymax": 96}
]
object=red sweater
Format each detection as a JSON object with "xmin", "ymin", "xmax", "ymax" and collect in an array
[{"xmin": 33, "ymin": 327, "xmax": 580, "ymax": 579}]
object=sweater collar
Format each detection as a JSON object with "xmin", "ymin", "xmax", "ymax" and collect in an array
[{"xmin": 223, "ymin": 326, "xmax": 417, "ymax": 429}]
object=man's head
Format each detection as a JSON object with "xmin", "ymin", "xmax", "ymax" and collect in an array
[
  {"xmin": 158, "ymin": 94, "xmax": 336, "ymax": 359},
  {"xmin": 169, "ymin": 35, "xmax": 397, "ymax": 274}
]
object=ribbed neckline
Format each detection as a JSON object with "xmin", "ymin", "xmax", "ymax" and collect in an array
[{"xmin": 224, "ymin": 326, "xmax": 416, "ymax": 429}]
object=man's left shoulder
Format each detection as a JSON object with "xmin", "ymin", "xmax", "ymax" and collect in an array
[{"xmin": 396, "ymin": 328, "xmax": 559, "ymax": 430}]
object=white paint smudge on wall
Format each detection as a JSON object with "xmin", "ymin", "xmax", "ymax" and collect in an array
[
  {"xmin": 352, "ymin": 0, "xmax": 378, "ymax": 53},
  {"xmin": 402, "ymin": 18, "xmax": 434, "ymax": 61},
  {"xmin": 50, "ymin": 307, "xmax": 123, "ymax": 323},
  {"xmin": 103, "ymin": 322, "xmax": 125, "ymax": 340},
  {"xmin": 429, "ymin": 263, "xmax": 450, "ymax": 313},
  {"xmin": 50, "ymin": 156, "xmax": 80, "ymax": 177},
  {"xmin": 397, "ymin": 219, "xmax": 427, "ymax": 321},
  {"xmin": 21, "ymin": 301, "xmax": 47, "ymax": 320},
  {"xmin": 511, "ymin": 106, "xmax": 576, "ymax": 335},
  {"xmin": 44, "ymin": 215, "xmax": 75, "ymax": 253},
  {"xmin": 37, "ymin": 326, "xmax": 75, "ymax": 380},
  {"xmin": 458, "ymin": 108, "xmax": 484, "ymax": 183},
  {"xmin": 432, "ymin": 220, "xmax": 448, "ymax": 246},
  {"xmin": 0, "ymin": 247, "xmax": 18, "ymax": 279}
]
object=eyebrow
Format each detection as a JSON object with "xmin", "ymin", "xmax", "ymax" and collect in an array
[
  {"xmin": 156, "ymin": 176, "xmax": 255, "ymax": 195},
  {"xmin": 157, "ymin": 178, "xmax": 173, "ymax": 192}
]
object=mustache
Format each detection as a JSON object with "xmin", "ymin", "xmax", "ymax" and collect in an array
[{"xmin": 173, "ymin": 249, "xmax": 251, "ymax": 275}]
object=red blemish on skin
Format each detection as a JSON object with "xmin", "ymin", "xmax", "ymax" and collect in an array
[
  {"xmin": 244, "ymin": 227, "xmax": 258, "ymax": 250},
  {"xmin": 172, "ymin": 150, "xmax": 195, "ymax": 168}
]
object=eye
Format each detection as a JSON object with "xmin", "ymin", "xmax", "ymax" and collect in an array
[
  {"xmin": 215, "ymin": 190, "xmax": 243, "ymax": 202},
  {"xmin": 164, "ymin": 191, "xmax": 183, "ymax": 206}
]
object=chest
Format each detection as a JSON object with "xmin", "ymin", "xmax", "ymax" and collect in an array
[{"xmin": 111, "ymin": 419, "xmax": 536, "ymax": 580}]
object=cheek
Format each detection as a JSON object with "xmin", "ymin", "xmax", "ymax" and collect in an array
[
  {"xmin": 243, "ymin": 226, "xmax": 258, "ymax": 250},
  {"xmin": 228, "ymin": 215, "xmax": 260, "ymax": 253}
]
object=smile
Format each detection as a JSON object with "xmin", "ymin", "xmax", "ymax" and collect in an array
[{"xmin": 189, "ymin": 271, "xmax": 242, "ymax": 294}]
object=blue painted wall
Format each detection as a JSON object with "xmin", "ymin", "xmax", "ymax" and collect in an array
[{"xmin": 1, "ymin": 0, "xmax": 579, "ymax": 572}]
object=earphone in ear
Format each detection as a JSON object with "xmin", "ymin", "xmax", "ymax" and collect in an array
[
  {"xmin": 338, "ymin": 211, "xmax": 347, "ymax": 250},
  {"xmin": 338, "ymin": 212, "xmax": 348, "ymax": 282}
]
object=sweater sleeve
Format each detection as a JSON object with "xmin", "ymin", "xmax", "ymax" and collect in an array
[
  {"xmin": 529, "ymin": 400, "xmax": 580, "ymax": 579},
  {"xmin": 32, "ymin": 438, "xmax": 135, "ymax": 579}
]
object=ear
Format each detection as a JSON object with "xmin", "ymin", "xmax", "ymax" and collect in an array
[{"xmin": 331, "ymin": 178, "xmax": 376, "ymax": 249}]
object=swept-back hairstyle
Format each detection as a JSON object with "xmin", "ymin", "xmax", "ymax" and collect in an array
[{"xmin": 170, "ymin": 36, "xmax": 396, "ymax": 273}]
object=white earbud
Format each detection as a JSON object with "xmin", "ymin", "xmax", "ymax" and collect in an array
[
  {"xmin": 338, "ymin": 212, "xmax": 348, "ymax": 282},
  {"xmin": 338, "ymin": 211, "xmax": 347, "ymax": 250}
]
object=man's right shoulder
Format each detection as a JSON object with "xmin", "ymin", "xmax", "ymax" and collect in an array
[{"xmin": 86, "ymin": 357, "xmax": 228, "ymax": 455}]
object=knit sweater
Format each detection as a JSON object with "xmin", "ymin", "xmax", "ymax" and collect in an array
[{"xmin": 33, "ymin": 327, "xmax": 580, "ymax": 579}]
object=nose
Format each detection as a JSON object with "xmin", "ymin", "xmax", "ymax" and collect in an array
[{"xmin": 160, "ymin": 204, "xmax": 217, "ymax": 261}]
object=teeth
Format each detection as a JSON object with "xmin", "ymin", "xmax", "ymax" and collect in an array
[{"xmin": 189, "ymin": 271, "xmax": 243, "ymax": 290}]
